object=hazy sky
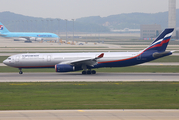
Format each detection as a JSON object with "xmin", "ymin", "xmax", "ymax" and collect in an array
[{"xmin": 0, "ymin": 0, "xmax": 179, "ymax": 19}]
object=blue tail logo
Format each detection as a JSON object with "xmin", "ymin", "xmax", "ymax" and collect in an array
[
  {"xmin": 0, "ymin": 25, "xmax": 3, "ymax": 30},
  {"xmin": 0, "ymin": 22, "xmax": 10, "ymax": 33},
  {"xmin": 143, "ymin": 28, "xmax": 174, "ymax": 52}
]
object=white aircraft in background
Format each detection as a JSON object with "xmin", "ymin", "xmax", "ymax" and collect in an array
[
  {"xmin": 0, "ymin": 22, "xmax": 59, "ymax": 42},
  {"xmin": 3, "ymin": 28, "xmax": 174, "ymax": 74}
]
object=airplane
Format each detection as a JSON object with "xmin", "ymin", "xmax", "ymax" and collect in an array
[
  {"xmin": 0, "ymin": 22, "xmax": 59, "ymax": 42},
  {"xmin": 3, "ymin": 28, "xmax": 174, "ymax": 74}
]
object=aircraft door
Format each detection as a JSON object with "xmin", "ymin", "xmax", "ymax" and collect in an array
[
  {"xmin": 15, "ymin": 56, "xmax": 20, "ymax": 62},
  {"xmin": 47, "ymin": 55, "xmax": 51, "ymax": 62},
  {"xmin": 11, "ymin": 57, "xmax": 15, "ymax": 63},
  {"xmin": 137, "ymin": 55, "xmax": 141, "ymax": 60}
]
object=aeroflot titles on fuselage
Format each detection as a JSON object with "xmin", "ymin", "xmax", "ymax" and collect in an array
[{"xmin": 22, "ymin": 55, "xmax": 39, "ymax": 58}]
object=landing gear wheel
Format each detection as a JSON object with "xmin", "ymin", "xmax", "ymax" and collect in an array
[
  {"xmin": 87, "ymin": 70, "xmax": 91, "ymax": 74},
  {"xmin": 19, "ymin": 71, "xmax": 23, "ymax": 74},
  {"xmin": 91, "ymin": 70, "xmax": 96, "ymax": 74},
  {"xmin": 82, "ymin": 71, "xmax": 87, "ymax": 74},
  {"xmin": 19, "ymin": 68, "xmax": 23, "ymax": 74}
]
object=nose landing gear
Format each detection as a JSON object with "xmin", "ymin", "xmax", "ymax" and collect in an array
[{"xmin": 19, "ymin": 68, "xmax": 23, "ymax": 74}]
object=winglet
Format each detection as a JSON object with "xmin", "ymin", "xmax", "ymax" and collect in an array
[{"xmin": 97, "ymin": 53, "xmax": 104, "ymax": 58}]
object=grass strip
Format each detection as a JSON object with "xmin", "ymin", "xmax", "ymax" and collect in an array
[
  {"xmin": 0, "ymin": 82, "xmax": 178, "ymax": 110},
  {"xmin": 0, "ymin": 66, "xmax": 179, "ymax": 73},
  {"xmin": 0, "ymin": 56, "xmax": 7, "ymax": 62}
]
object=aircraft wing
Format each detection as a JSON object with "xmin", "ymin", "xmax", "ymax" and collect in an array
[
  {"xmin": 60, "ymin": 53, "xmax": 104, "ymax": 67},
  {"xmin": 18, "ymin": 36, "xmax": 42, "ymax": 41},
  {"xmin": 18, "ymin": 37, "xmax": 32, "ymax": 40}
]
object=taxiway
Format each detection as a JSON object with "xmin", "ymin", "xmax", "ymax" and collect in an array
[
  {"xmin": 0, "ymin": 109, "xmax": 179, "ymax": 120},
  {"xmin": 0, "ymin": 72, "xmax": 179, "ymax": 82}
]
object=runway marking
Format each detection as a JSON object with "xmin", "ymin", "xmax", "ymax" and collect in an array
[
  {"xmin": 9, "ymin": 83, "xmax": 33, "ymax": 85},
  {"xmin": 114, "ymin": 83, "xmax": 122, "ymax": 85},
  {"xmin": 74, "ymin": 83, "xmax": 88, "ymax": 85},
  {"xmin": 78, "ymin": 110, "xmax": 85, "ymax": 112},
  {"xmin": 171, "ymin": 83, "xmax": 179, "ymax": 84},
  {"xmin": 125, "ymin": 79, "xmax": 152, "ymax": 81}
]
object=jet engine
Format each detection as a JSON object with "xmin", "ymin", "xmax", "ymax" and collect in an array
[
  {"xmin": 35, "ymin": 38, "xmax": 43, "ymax": 41},
  {"xmin": 55, "ymin": 64, "xmax": 75, "ymax": 72},
  {"xmin": 30, "ymin": 37, "xmax": 43, "ymax": 41}
]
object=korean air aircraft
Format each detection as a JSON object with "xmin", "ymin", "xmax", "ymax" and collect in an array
[
  {"xmin": 3, "ymin": 28, "xmax": 174, "ymax": 74},
  {"xmin": 0, "ymin": 22, "xmax": 59, "ymax": 42}
]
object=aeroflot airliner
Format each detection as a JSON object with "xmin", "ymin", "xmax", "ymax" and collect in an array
[
  {"xmin": 0, "ymin": 22, "xmax": 59, "ymax": 42},
  {"xmin": 3, "ymin": 28, "xmax": 174, "ymax": 74}
]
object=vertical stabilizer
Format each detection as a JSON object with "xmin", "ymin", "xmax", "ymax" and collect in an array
[
  {"xmin": 143, "ymin": 28, "xmax": 174, "ymax": 52},
  {"xmin": 0, "ymin": 22, "xmax": 10, "ymax": 33}
]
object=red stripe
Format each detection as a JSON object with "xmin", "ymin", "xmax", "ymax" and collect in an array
[
  {"xmin": 98, "ymin": 38, "xmax": 170, "ymax": 64},
  {"xmin": 98, "ymin": 53, "xmax": 142, "ymax": 64},
  {"xmin": 145, "ymin": 38, "xmax": 170, "ymax": 51}
]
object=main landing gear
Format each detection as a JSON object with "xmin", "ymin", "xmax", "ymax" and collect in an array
[
  {"xmin": 19, "ymin": 68, "xmax": 23, "ymax": 74},
  {"xmin": 82, "ymin": 70, "xmax": 96, "ymax": 74},
  {"xmin": 81, "ymin": 65, "xmax": 96, "ymax": 75}
]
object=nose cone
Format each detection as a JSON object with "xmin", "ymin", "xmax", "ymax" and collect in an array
[{"xmin": 3, "ymin": 59, "xmax": 8, "ymax": 65}]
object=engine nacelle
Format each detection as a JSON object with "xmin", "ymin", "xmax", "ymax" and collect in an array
[
  {"xmin": 30, "ymin": 37, "xmax": 42, "ymax": 41},
  {"xmin": 55, "ymin": 64, "xmax": 75, "ymax": 72},
  {"xmin": 35, "ymin": 38, "xmax": 43, "ymax": 41},
  {"xmin": 29, "ymin": 37, "xmax": 36, "ymax": 41}
]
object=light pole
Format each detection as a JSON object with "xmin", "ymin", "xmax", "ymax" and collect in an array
[
  {"xmin": 46, "ymin": 20, "xmax": 49, "ymax": 32},
  {"xmin": 26, "ymin": 20, "xmax": 28, "ymax": 32},
  {"xmin": 50, "ymin": 19, "xmax": 53, "ymax": 33},
  {"xmin": 30, "ymin": 20, "xmax": 33, "ymax": 32},
  {"xmin": 57, "ymin": 19, "xmax": 60, "ymax": 37},
  {"xmin": 22, "ymin": 20, "xmax": 24, "ymax": 32},
  {"xmin": 72, "ymin": 19, "xmax": 74, "ymax": 45},
  {"xmin": 41, "ymin": 20, "xmax": 44, "ymax": 32},
  {"xmin": 16, "ymin": 21, "xmax": 18, "ymax": 32},
  {"xmin": 65, "ymin": 19, "xmax": 68, "ymax": 43},
  {"xmin": 35, "ymin": 20, "xmax": 37, "ymax": 32}
]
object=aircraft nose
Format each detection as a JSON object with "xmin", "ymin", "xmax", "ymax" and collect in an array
[{"xmin": 3, "ymin": 59, "xmax": 8, "ymax": 65}]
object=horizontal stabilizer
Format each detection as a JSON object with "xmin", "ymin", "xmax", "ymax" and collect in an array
[{"xmin": 152, "ymin": 51, "xmax": 172, "ymax": 58}]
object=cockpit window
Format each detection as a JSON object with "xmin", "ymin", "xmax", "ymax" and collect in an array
[{"xmin": 7, "ymin": 58, "xmax": 11, "ymax": 60}]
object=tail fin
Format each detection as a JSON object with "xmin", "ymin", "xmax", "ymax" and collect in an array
[
  {"xmin": 143, "ymin": 28, "xmax": 174, "ymax": 52},
  {"xmin": 0, "ymin": 22, "xmax": 10, "ymax": 33}
]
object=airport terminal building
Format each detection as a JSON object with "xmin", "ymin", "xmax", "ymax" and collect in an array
[
  {"xmin": 140, "ymin": 25, "xmax": 162, "ymax": 40},
  {"xmin": 176, "ymin": 28, "xmax": 179, "ymax": 39}
]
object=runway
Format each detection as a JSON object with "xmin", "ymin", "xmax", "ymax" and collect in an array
[
  {"xmin": 0, "ymin": 109, "xmax": 179, "ymax": 120},
  {"xmin": 0, "ymin": 72, "xmax": 179, "ymax": 82}
]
